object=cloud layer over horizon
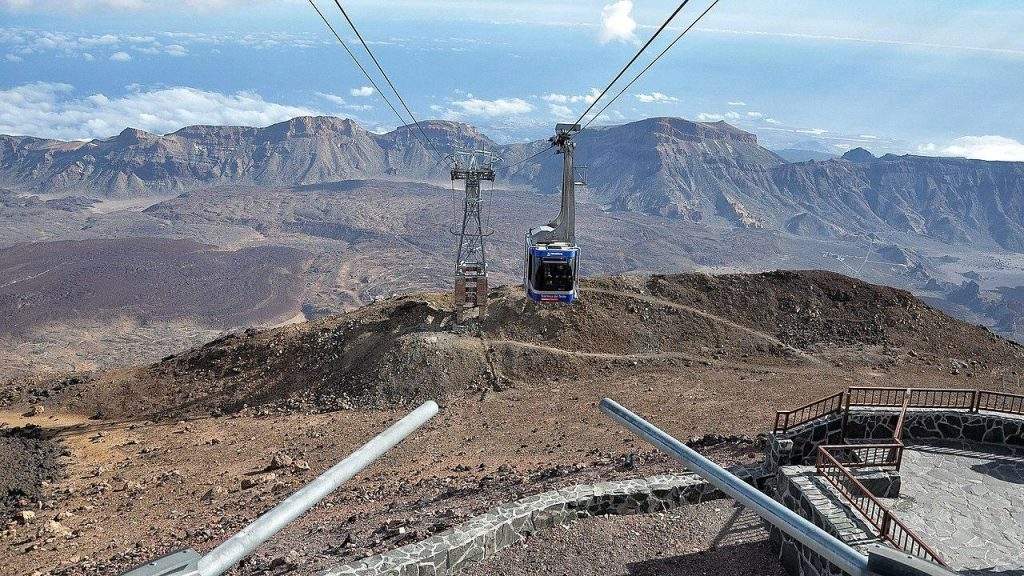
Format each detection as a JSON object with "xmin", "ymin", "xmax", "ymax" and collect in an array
[{"xmin": 0, "ymin": 82, "xmax": 318, "ymax": 140}]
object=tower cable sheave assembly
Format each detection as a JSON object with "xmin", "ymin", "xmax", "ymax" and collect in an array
[{"xmin": 450, "ymin": 150, "xmax": 500, "ymax": 323}]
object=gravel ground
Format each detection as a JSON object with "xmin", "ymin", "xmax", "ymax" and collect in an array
[
  {"xmin": 0, "ymin": 424, "xmax": 62, "ymax": 518},
  {"xmin": 463, "ymin": 501, "xmax": 785, "ymax": 576}
]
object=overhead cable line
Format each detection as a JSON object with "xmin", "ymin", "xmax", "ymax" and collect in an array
[
  {"xmin": 583, "ymin": 0, "xmax": 721, "ymax": 130},
  {"xmin": 504, "ymin": 143, "xmax": 556, "ymax": 170},
  {"xmin": 571, "ymin": 0, "xmax": 691, "ymax": 128},
  {"xmin": 306, "ymin": 0, "xmax": 409, "ymax": 131},
  {"xmin": 331, "ymin": 0, "xmax": 442, "ymax": 158}
]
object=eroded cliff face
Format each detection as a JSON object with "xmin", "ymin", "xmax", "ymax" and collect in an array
[
  {"xmin": 2, "ymin": 115, "xmax": 1024, "ymax": 250},
  {"xmin": 0, "ymin": 116, "xmax": 495, "ymax": 197}
]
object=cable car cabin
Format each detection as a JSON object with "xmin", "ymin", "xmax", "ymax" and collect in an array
[{"xmin": 524, "ymin": 240, "xmax": 579, "ymax": 303}]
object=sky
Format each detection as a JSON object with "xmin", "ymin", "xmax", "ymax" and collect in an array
[{"xmin": 1, "ymin": 0, "xmax": 1023, "ymax": 160}]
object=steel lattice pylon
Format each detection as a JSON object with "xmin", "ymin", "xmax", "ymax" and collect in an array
[{"xmin": 450, "ymin": 150, "xmax": 498, "ymax": 323}]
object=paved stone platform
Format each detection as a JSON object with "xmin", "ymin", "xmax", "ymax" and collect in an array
[{"xmin": 884, "ymin": 441, "xmax": 1024, "ymax": 575}]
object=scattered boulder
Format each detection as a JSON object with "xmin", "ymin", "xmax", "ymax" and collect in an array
[
  {"xmin": 201, "ymin": 485, "xmax": 228, "ymax": 502},
  {"xmin": 267, "ymin": 453, "xmax": 293, "ymax": 471},
  {"xmin": 269, "ymin": 549, "xmax": 303, "ymax": 570},
  {"xmin": 44, "ymin": 519, "xmax": 72, "ymax": 536}
]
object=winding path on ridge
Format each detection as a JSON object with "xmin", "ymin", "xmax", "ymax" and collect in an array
[
  {"xmin": 481, "ymin": 339, "xmax": 825, "ymax": 377},
  {"xmin": 582, "ymin": 287, "xmax": 822, "ymax": 365},
  {"xmin": 487, "ymin": 338, "xmax": 702, "ymax": 362}
]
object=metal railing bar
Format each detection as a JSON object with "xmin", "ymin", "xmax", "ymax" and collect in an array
[
  {"xmin": 602, "ymin": 398, "xmax": 872, "ymax": 576},
  {"xmin": 196, "ymin": 401, "xmax": 439, "ymax": 576},
  {"xmin": 815, "ymin": 447, "xmax": 946, "ymax": 566}
]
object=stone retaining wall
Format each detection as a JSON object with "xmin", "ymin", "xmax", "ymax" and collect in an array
[
  {"xmin": 846, "ymin": 410, "xmax": 1024, "ymax": 447},
  {"xmin": 770, "ymin": 465, "xmax": 878, "ymax": 576},
  {"xmin": 769, "ymin": 416, "xmax": 845, "ymax": 468},
  {"xmin": 324, "ymin": 467, "xmax": 767, "ymax": 576},
  {"xmin": 769, "ymin": 409, "xmax": 1024, "ymax": 468},
  {"xmin": 766, "ymin": 407, "xmax": 1024, "ymax": 576}
]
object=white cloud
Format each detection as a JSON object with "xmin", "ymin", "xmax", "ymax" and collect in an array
[
  {"xmin": 350, "ymin": 86, "xmax": 375, "ymax": 97},
  {"xmin": 697, "ymin": 111, "xmax": 741, "ymax": 122},
  {"xmin": 0, "ymin": 0, "xmax": 272, "ymax": 12},
  {"xmin": 765, "ymin": 118, "xmax": 781, "ymax": 124},
  {"xmin": 0, "ymin": 27, "xmax": 324, "ymax": 62},
  {"xmin": 4, "ymin": 53, "xmax": 22, "ymax": 62},
  {"xmin": 548, "ymin": 103, "xmax": 572, "ymax": 118},
  {"xmin": 600, "ymin": 1, "xmax": 637, "ymax": 44},
  {"xmin": 635, "ymin": 91, "xmax": 678, "ymax": 103},
  {"xmin": 0, "ymin": 82, "xmax": 318, "ymax": 140},
  {"xmin": 109, "ymin": 51, "xmax": 131, "ymax": 61},
  {"xmin": 315, "ymin": 92, "xmax": 347, "ymax": 106},
  {"xmin": 699, "ymin": 26, "xmax": 1024, "ymax": 59},
  {"xmin": 164, "ymin": 44, "xmax": 187, "ymax": 57},
  {"xmin": 796, "ymin": 128, "xmax": 828, "ymax": 135},
  {"xmin": 450, "ymin": 97, "xmax": 533, "ymax": 117},
  {"xmin": 81, "ymin": 34, "xmax": 119, "ymax": 46},
  {"xmin": 746, "ymin": 111, "xmax": 763, "ymax": 118},
  {"xmin": 727, "ymin": 101, "xmax": 747, "ymax": 106},
  {"xmin": 921, "ymin": 135, "xmax": 1024, "ymax": 162},
  {"xmin": 541, "ymin": 89, "xmax": 599, "ymax": 105}
]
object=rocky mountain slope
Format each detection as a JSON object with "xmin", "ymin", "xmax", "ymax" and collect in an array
[
  {"xmin": 509, "ymin": 123, "xmax": 1024, "ymax": 250},
  {"xmin": 3, "ymin": 116, "xmax": 1024, "ymax": 250},
  {"xmin": 28, "ymin": 270, "xmax": 1022, "ymax": 420},
  {"xmin": 3, "ymin": 269, "xmax": 1023, "ymax": 576},
  {"xmin": 0, "ymin": 117, "xmax": 493, "ymax": 196}
]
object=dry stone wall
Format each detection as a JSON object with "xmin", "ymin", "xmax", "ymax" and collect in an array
[
  {"xmin": 846, "ymin": 410, "xmax": 1024, "ymax": 447},
  {"xmin": 771, "ymin": 466, "xmax": 878, "ymax": 576},
  {"xmin": 768, "ymin": 409, "xmax": 1024, "ymax": 470},
  {"xmin": 324, "ymin": 467, "xmax": 767, "ymax": 576}
]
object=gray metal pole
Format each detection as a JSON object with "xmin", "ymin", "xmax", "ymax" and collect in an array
[
  {"xmin": 599, "ymin": 398, "xmax": 871, "ymax": 576},
  {"xmin": 195, "ymin": 400, "xmax": 439, "ymax": 576}
]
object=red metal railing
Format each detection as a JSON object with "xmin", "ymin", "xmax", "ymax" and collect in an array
[
  {"xmin": 773, "ymin": 386, "xmax": 1024, "ymax": 568},
  {"xmin": 977, "ymin": 390, "xmax": 1024, "ymax": 415},
  {"xmin": 845, "ymin": 386, "xmax": 908, "ymax": 408},
  {"xmin": 774, "ymin": 391, "xmax": 845, "ymax": 433},
  {"xmin": 776, "ymin": 387, "xmax": 1024, "ymax": 435},
  {"xmin": 815, "ymin": 447, "xmax": 946, "ymax": 566},
  {"xmin": 893, "ymin": 389, "xmax": 911, "ymax": 440},
  {"xmin": 818, "ymin": 443, "xmax": 904, "ymax": 470}
]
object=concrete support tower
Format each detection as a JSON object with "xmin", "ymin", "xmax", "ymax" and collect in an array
[{"xmin": 451, "ymin": 150, "xmax": 498, "ymax": 323}]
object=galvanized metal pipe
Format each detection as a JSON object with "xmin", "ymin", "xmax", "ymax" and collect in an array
[
  {"xmin": 196, "ymin": 400, "xmax": 439, "ymax": 576},
  {"xmin": 599, "ymin": 398, "xmax": 871, "ymax": 576}
]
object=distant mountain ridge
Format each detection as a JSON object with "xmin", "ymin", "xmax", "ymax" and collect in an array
[
  {"xmin": 0, "ymin": 116, "xmax": 495, "ymax": 196},
  {"xmin": 2, "ymin": 115, "xmax": 1024, "ymax": 251}
]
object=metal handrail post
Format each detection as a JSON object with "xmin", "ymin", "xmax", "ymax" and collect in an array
[
  {"xmin": 599, "ymin": 398, "xmax": 870, "ymax": 576},
  {"xmin": 196, "ymin": 400, "xmax": 438, "ymax": 576}
]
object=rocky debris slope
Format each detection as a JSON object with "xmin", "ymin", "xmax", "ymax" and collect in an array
[
  {"xmin": 19, "ymin": 270, "xmax": 1022, "ymax": 420},
  {"xmin": 0, "ymin": 425, "xmax": 63, "ymax": 518}
]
